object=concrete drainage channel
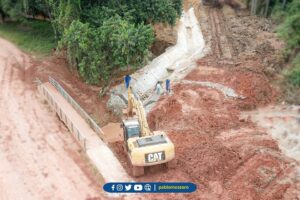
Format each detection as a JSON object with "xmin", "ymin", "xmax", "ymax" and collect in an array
[
  {"xmin": 38, "ymin": 77, "xmax": 133, "ymax": 196},
  {"xmin": 108, "ymin": 7, "xmax": 207, "ymax": 115}
]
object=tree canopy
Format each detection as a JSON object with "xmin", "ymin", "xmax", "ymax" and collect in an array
[{"xmin": 0, "ymin": 0, "xmax": 183, "ymax": 84}]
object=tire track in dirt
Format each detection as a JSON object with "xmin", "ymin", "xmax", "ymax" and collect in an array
[
  {"xmin": 0, "ymin": 38, "xmax": 103, "ymax": 200},
  {"xmin": 209, "ymin": 8, "xmax": 223, "ymax": 58},
  {"xmin": 208, "ymin": 7, "xmax": 233, "ymax": 60}
]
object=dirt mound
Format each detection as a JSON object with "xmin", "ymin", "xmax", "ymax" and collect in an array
[
  {"xmin": 148, "ymin": 84, "xmax": 241, "ymax": 134},
  {"xmin": 142, "ymin": 82, "xmax": 299, "ymax": 199},
  {"xmin": 169, "ymin": 132, "xmax": 243, "ymax": 185},
  {"xmin": 225, "ymin": 12, "xmax": 284, "ymax": 77},
  {"xmin": 185, "ymin": 65, "xmax": 277, "ymax": 109},
  {"xmin": 226, "ymin": 15, "xmax": 275, "ymax": 56},
  {"xmin": 109, "ymin": 76, "xmax": 299, "ymax": 199}
]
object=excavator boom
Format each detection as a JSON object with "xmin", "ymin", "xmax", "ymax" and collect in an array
[{"xmin": 127, "ymin": 87, "xmax": 152, "ymax": 136}]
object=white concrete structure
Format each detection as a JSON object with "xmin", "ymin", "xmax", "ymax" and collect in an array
[
  {"xmin": 39, "ymin": 82, "xmax": 132, "ymax": 183},
  {"xmin": 109, "ymin": 7, "xmax": 207, "ymax": 112}
]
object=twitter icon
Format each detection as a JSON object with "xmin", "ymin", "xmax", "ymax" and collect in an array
[{"xmin": 125, "ymin": 184, "xmax": 132, "ymax": 191}]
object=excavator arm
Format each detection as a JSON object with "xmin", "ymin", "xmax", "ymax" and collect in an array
[
  {"xmin": 122, "ymin": 87, "xmax": 175, "ymax": 174},
  {"xmin": 127, "ymin": 87, "xmax": 152, "ymax": 137}
]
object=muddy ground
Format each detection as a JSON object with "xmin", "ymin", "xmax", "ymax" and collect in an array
[
  {"xmin": 111, "ymin": 78, "xmax": 299, "ymax": 199},
  {"xmin": 30, "ymin": 3, "xmax": 299, "ymax": 200},
  {"xmin": 110, "ymin": 3, "xmax": 299, "ymax": 200},
  {"xmin": 1, "ymin": 1, "xmax": 299, "ymax": 200}
]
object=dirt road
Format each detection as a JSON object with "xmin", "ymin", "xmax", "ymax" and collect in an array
[{"xmin": 0, "ymin": 38, "xmax": 102, "ymax": 199}]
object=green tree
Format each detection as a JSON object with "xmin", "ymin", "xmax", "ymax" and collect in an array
[
  {"xmin": 1, "ymin": 0, "xmax": 182, "ymax": 85},
  {"xmin": 287, "ymin": 54, "xmax": 300, "ymax": 86},
  {"xmin": 123, "ymin": 0, "xmax": 180, "ymax": 25},
  {"xmin": 277, "ymin": 1, "xmax": 300, "ymax": 50},
  {"xmin": 60, "ymin": 17, "xmax": 154, "ymax": 84},
  {"xmin": 45, "ymin": 0, "xmax": 80, "ymax": 40},
  {"xmin": 85, "ymin": 0, "xmax": 182, "ymax": 25},
  {"xmin": 99, "ymin": 16, "xmax": 154, "ymax": 70},
  {"xmin": 59, "ymin": 20, "xmax": 99, "ymax": 82},
  {"xmin": 275, "ymin": 0, "xmax": 300, "ymax": 85},
  {"xmin": 0, "ymin": 0, "xmax": 23, "ymax": 20}
]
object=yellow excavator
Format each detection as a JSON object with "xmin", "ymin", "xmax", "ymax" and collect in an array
[{"xmin": 121, "ymin": 87, "xmax": 175, "ymax": 176}]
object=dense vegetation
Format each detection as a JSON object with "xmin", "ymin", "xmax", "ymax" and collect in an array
[
  {"xmin": 1, "ymin": 0, "xmax": 299, "ymax": 87},
  {"xmin": 275, "ymin": 0, "xmax": 300, "ymax": 86},
  {"xmin": 0, "ymin": 0, "xmax": 183, "ymax": 84},
  {"xmin": 249, "ymin": 0, "xmax": 300, "ymax": 86}
]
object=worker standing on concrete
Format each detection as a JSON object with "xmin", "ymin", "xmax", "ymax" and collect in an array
[
  {"xmin": 166, "ymin": 79, "xmax": 171, "ymax": 94},
  {"xmin": 124, "ymin": 75, "xmax": 131, "ymax": 89},
  {"xmin": 154, "ymin": 81, "xmax": 163, "ymax": 95}
]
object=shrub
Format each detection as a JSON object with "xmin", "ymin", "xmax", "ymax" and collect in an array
[
  {"xmin": 61, "ymin": 17, "xmax": 154, "ymax": 84},
  {"xmin": 287, "ymin": 53, "xmax": 300, "ymax": 86}
]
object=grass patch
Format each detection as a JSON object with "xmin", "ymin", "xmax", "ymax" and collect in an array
[{"xmin": 0, "ymin": 20, "xmax": 55, "ymax": 57}]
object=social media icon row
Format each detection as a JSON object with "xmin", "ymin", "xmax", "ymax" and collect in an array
[
  {"xmin": 111, "ymin": 183, "xmax": 151, "ymax": 192},
  {"xmin": 104, "ymin": 182, "xmax": 197, "ymax": 193}
]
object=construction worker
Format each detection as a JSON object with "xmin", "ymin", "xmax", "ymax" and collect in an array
[
  {"xmin": 124, "ymin": 74, "xmax": 131, "ymax": 89},
  {"xmin": 166, "ymin": 79, "xmax": 171, "ymax": 94},
  {"xmin": 154, "ymin": 81, "xmax": 163, "ymax": 95}
]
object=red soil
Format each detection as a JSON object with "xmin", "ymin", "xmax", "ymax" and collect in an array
[
  {"xmin": 0, "ymin": 38, "xmax": 103, "ymax": 199},
  {"xmin": 32, "ymin": 56, "xmax": 119, "ymax": 127},
  {"xmin": 110, "ymin": 61, "xmax": 299, "ymax": 199},
  {"xmin": 146, "ymin": 76, "xmax": 297, "ymax": 199},
  {"xmin": 188, "ymin": 62, "xmax": 277, "ymax": 109}
]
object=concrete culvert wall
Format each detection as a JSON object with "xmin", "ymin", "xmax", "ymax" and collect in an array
[
  {"xmin": 38, "ymin": 81, "xmax": 132, "ymax": 183},
  {"xmin": 38, "ymin": 84, "xmax": 88, "ymax": 150},
  {"xmin": 48, "ymin": 77, "xmax": 105, "ymax": 140}
]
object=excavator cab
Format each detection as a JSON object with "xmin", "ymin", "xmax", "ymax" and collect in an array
[
  {"xmin": 122, "ymin": 119, "xmax": 140, "ymax": 150},
  {"xmin": 122, "ymin": 119, "xmax": 141, "ymax": 139}
]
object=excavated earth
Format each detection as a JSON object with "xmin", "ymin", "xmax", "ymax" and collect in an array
[
  {"xmin": 1, "ymin": 1, "xmax": 299, "ymax": 200},
  {"xmin": 111, "ymin": 3, "xmax": 300, "ymax": 200},
  {"xmin": 30, "ymin": 4, "xmax": 299, "ymax": 200},
  {"xmin": 112, "ymin": 73, "xmax": 300, "ymax": 199}
]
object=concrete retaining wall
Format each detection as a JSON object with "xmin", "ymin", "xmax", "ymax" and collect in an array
[
  {"xmin": 38, "ymin": 83, "xmax": 87, "ymax": 150},
  {"xmin": 38, "ymin": 81, "xmax": 132, "ymax": 183}
]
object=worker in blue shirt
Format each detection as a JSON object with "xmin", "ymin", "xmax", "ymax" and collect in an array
[
  {"xmin": 124, "ymin": 75, "xmax": 131, "ymax": 89},
  {"xmin": 166, "ymin": 79, "xmax": 171, "ymax": 94}
]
